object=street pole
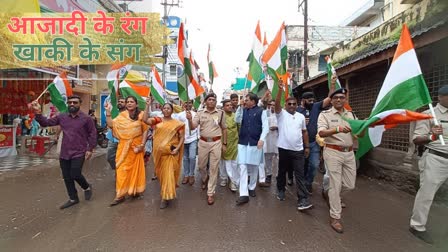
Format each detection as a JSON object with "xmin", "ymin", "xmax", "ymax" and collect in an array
[
  {"xmin": 160, "ymin": 0, "xmax": 180, "ymax": 88},
  {"xmin": 303, "ymin": 0, "xmax": 309, "ymax": 81}
]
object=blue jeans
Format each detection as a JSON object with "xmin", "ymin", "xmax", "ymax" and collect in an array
[
  {"xmin": 183, "ymin": 140, "xmax": 197, "ymax": 177},
  {"xmin": 305, "ymin": 141, "xmax": 321, "ymax": 187}
]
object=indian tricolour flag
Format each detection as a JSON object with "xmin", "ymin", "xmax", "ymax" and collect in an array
[
  {"xmin": 261, "ymin": 22, "xmax": 289, "ymax": 105},
  {"xmin": 207, "ymin": 43, "xmax": 218, "ymax": 85},
  {"xmin": 177, "ymin": 22, "xmax": 205, "ymax": 102},
  {"xmin": 247, "ymin": 21, "xmax": 264, "ymax": 93},
  {"xmin": 48, "ymin": 72, "xmax": 72, "ymax": 113},
  {"xmin": 107, "ymin": 65, "xmax": 149, "ymax": 118},
  {"xmin": 150, "ymin": 66, "xmax": 165, "ymax": 105},
  {"xmin": 349, "ymin": 24, "xmax": 432, "ymax": 159}
]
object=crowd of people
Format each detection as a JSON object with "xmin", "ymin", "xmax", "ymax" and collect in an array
[{"xmin": 29, "ymin": 80, "xmax": 447, "ymax": 243}]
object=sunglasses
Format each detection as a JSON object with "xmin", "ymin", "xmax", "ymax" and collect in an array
[
  {"xmin": 67, "ymin": 101, "xmax": 79, "ymax": 105},
  {"xmin": 287, "ymin": 102, "xmax": 297, "ymax": 106}
]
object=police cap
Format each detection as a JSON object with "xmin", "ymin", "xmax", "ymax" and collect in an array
[
  {"xmin": 329, "ymin": 88, "xmax": 348, "ymax": 99},
  {"xmin": 438, "ymin": 85, "xmax": 448, "ymax": 96}
]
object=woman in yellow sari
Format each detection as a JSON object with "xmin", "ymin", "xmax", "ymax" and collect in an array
[
  {"xmin": 105, "ymin": 96, "xmax": 149, "ymax": 206},
  {"xmin": 143, "ymin": 99, "xmax": 185, "ymax": 209}
]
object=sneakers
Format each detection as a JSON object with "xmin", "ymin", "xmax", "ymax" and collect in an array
[
  {"xmin": 277, "ymin": 191, "xmax": 286, "ymax": 201},
  {"xmin": 59, "ymin": 199, "xmax": 79, "ymax": 209},
  {"xmin": 220, "ymin": 179, "xmax": 227, "ymax": 187},
  {"xmin": 409, "ymin": 227, "xmax": 434, "ymax": 244},
  {"xmin": 229, "ymin": 182, "xmax": 238, "ymax": 192},
  {"xmin": 297, "ymin": 199, "xmax": 313, "ymax": 211},
  {"xmin": 84, "ymin": 185, "xmax": 92, "ymax": 201}
]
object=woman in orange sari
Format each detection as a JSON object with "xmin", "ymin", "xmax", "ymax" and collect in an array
[
  {"xmin": 105, "ymin": 96, "xmax": 149, "ymax": 206},
  {"xmin": 143, "ymin": 99, "xmax": 185, "ymax": 209}
]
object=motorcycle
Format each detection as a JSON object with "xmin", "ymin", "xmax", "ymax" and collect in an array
[{"xmin": 96, "ymin": 126, "xmax": 109, "ymax": 148}]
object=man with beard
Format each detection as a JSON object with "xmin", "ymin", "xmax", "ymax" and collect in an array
[
  {"xmin": 106, "ymin": 97, "xmax": 126, "ymax": 170},
  {"xmin": 31, "ymin": 95, "xmax": 96, "ymax": 209},
  {"xmin": 297, "ymin": 76, "xmax": 336, "ymax": 194},
  {"xmin": 274, "ymin": 80, "xmax": 310, "ymax": 211}
]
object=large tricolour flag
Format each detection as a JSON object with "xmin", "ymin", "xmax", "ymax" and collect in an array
[
  {"xmin": 325, "ymin": 56, "xmax": 352, "ymax": 111},
  {"xmin": 150, "ymin": 66, "xmax": 165, "ymax": 105},
  {"xmin": 107, "ymin": 65, "xmax": 149, "ymax": 118},
  {"xmin": 48, "ymin": 72, "xmax": 72, "ymax": 113},
  {"xmin": 177, "ymin": 22, "xmax": 205, "ymax": 102},
  {"xmin": 349, "ymin": 24, "xmax": 432, "ymax": 159},
  {"xmin": 247, "ymin": 21, "xmax": 264, "ymax": 93},
  {"xmin": 261, "ymin": 22, "xmax": 289, "ymax": 105}
]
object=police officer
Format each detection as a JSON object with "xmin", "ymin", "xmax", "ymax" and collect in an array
[
  {"xmin": 187, "ymin": 93, "xmax": 227, "ymax": 205},
  {"xmin": 409, "ymin": 85, "xmax": 448, "ymax": 244},
  {"xmin": 317, "ymin": 88, "xmax": 357, "ymax": 233}
]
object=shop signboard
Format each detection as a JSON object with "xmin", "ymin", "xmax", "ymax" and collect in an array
[{"xmin": 0, "ymin": 125, "xmax": 14, "ymax": 148}]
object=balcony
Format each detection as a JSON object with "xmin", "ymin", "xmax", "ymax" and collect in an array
[{"xmin": 341, "ymin": 0, "xmax": 385, "ymax": 26}]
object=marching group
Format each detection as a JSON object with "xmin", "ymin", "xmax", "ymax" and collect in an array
[{"xmin": 30, "ymin": 80, "xmax": 448, "ymax": 242}]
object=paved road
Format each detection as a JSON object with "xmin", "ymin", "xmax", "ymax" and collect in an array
[{"xmin": 0, "ymin": 153, "xmax": 447, "ymax": 251}]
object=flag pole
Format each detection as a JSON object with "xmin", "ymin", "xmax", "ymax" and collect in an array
[
  {"xmin": 34, "ymin": 84, "xmax": 50, "ymax": 102},
  {"xmin": 428, "ymin": 103, "xmax": 445, "ymax": 145}
]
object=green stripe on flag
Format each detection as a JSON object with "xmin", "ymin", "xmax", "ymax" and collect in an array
[
  {"xmin": 371, "ymin": 75, "xmax": 431, "ymax": 116},
  {"xmin": 47, "ymin": 83, "xmax": 68, "ymax": 113}
]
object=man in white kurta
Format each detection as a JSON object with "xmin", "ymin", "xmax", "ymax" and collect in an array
[{"xmin": 235, "ymin": 93, "xmax": 268, "ymax": 205}]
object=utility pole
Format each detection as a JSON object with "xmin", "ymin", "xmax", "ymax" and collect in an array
[
  {"xmin": 303, "ymin": 0, "xmax": 309, "ymax": 80},
  {"xmin": 160, "ymin": 0, "xmax": 180, "ymax": 87}
]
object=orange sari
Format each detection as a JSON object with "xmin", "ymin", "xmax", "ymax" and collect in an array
[
  {"xmin": 113, "ymin": 111, "xmax": 149, "ymax": 198},
  {"xmin": 152, "ymin": 118, "xmax": 185, "ymax": 200}
]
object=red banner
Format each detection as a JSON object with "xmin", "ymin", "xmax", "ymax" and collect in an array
[{"xmin": 0, "ymin": 126, "xmax": 14, "ymax": 148}]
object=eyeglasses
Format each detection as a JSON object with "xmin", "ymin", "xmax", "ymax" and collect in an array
[
  {"xmin": 332, "ymin": 96, "xmax": 346, "ymax": 100},
  {"xmin": 287, "ymin": 103, "xmax": 297, "ymax": 106},
  {"xmin": 67, "ymin": 101, "xmax": 79, "ymax": 105}
]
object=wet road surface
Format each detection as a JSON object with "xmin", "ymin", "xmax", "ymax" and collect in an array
[{"xmin": 0, "ymin": 153, "xmax": 447, "ymax": 251}]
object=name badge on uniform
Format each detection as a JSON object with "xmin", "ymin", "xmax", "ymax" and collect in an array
[{"xmin": 331, "ymin": 119, "xmax": 339, "ymax": 122}]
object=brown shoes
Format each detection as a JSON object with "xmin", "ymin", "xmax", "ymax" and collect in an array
[
  {"xmin": 207, "ymin": 195, "xmax": 215, "ymax": 205},
  {"xmin": 182, "ymin": 177, "xmax": 189, "ymax": 184},
  {"xmin": 330, "ymin": 217, "xmax": 344, "ymax": 233},
  {"xmin": 188, "ymin": 176, "xmax": 195, "ymax": 186}
]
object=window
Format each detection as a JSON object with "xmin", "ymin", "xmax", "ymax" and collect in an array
[
  {"xmin": 318, "ymin": 55, "xmax": 327, "ymax": 72},
  {"xmin": 169, "ymin": 64, "xmax": 177, "ymax": 76}
]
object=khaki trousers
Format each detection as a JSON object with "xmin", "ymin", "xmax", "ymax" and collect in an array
[
  {"xmin": 198, "ymin": 139, "xmax": 222, "ymax": 196},
  {"xmin": 323, "ymin": 148, "xmax": 356, "ymax": 219},
  {"xmin": 410, "ymin": 150, "xmax": 448, "ymax": 231}
]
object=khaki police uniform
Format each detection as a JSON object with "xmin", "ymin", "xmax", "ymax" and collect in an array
[
  {"xmin": 193, "ymin": 108, "xmax": 226, "ymax": 196},
  {"xmin": 410, "ymin": 104, "xmax": 448, "ymax": 231},
  {"xmin": 318, "ymin": 107, "xmax": 357, "ymax": 220}
]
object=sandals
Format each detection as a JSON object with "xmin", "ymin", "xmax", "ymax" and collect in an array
[{"xmin": 109, "ymin": 197, "xmax": 125, "ymax": 206}]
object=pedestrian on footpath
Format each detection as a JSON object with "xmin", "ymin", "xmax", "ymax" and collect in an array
[
  {"xmin": 297, "ymin": 76, "xmax": 335, "ymax": 194},
  {"xmin": 409, "ymin": 85, "xmax": 448, "ymax": 244},
  {"xmin": 274, "ymin": 80, "xmax": 311, "ymax": 211},
  {"xmin": 143, "ymin": 99, "xmax": 185, "ymax": 209},
  {"xmin": 219, "ymin": 99, "xmax": 239, "ymax": 192},
  {"xmin": 31, "ymin": 96, "xmax": 95, "ymax": 209},
  {"xmin": 106, "ymin": 97, "xmax": 126, "ymax": 170},
  {"xmin": 186, "ymin": 93, "xmax": 227, "ymax": 205},
  {"xmin": 317, "ymin": 88, "xmax": 358, "ymax": 233},
  {"xmin": 105, "ymin": 96, "xmax": 149, "ymax": 206},
  {"xmin": 175, "ymin": 100, "xmax": 199, "ymax": 186},
  {"xmin": 259, "ymin": 99, "xmax": 278, "ymax": 187},
  {"xmin": 235, "ymin": 93, "xmax": 268, "ymax": 205}
]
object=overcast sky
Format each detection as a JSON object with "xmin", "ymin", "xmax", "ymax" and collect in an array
[{"xmin": 128, "ymin": 0, "xmax": 365, "ymax": 101}]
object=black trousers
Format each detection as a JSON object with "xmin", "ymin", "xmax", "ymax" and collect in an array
[
  {"xmin": 277, "ymin": 148, "xmax": 308, "ymax": 200},
  {"xmin": 60, "ymin": 157, "xmax": 90, "ymax": 200}
]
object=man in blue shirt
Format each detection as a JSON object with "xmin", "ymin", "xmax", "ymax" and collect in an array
[{"xmin": 297, "ymin": 76, "xmax": 336, "ymax": 194}]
